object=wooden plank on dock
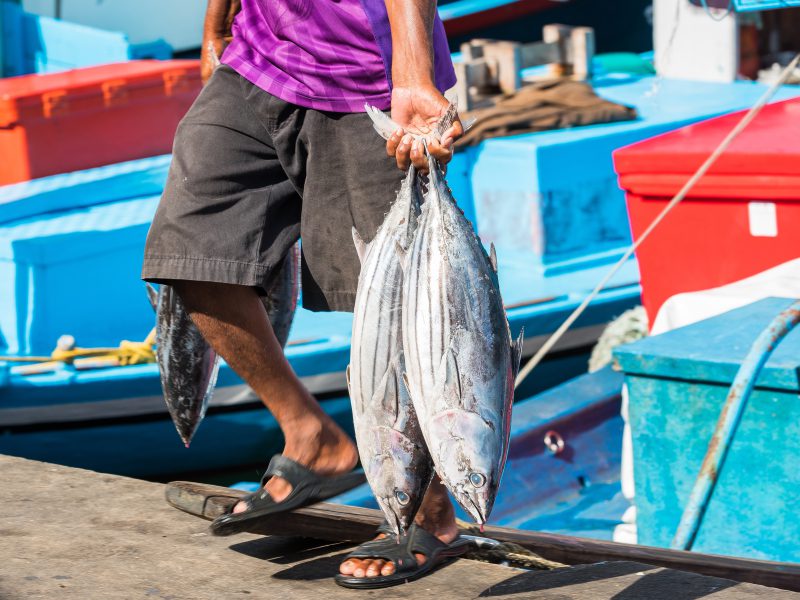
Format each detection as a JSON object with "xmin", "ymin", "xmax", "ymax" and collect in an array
[
  {"xmin": 2, "ymin": 455, "xmax": 797, "ymax": 599},
  {"xmin": 166, "ymin": 480, "xmax": 800, "ymax": 592}
]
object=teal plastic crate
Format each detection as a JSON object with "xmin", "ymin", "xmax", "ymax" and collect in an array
[{"xmin": 614, "ymin": 297, "xmax": 800, "ymax": 562}]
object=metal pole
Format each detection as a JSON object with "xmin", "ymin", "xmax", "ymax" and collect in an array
[{"xmin": 671, "ymin": 299, "xmax": 800, "ymax": 550}]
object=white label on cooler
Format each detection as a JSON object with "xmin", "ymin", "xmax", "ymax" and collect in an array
[{"xmin": 748, "ymin": 202, "xmax": 778, "ymax": 237}]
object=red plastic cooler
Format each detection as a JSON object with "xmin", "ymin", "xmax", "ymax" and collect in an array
[
  {"xmin": 614, "ymin": 98, "xmax": 800, "ymax": 325},
  {"xmin": 0, "ymin": 60, "xmax": 201, "ymax": 185}
]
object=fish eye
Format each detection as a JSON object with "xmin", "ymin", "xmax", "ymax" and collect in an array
[
  {"xmin": 395, "ymin": 490, "xmax": 410, "ymax": 505},
  {"xmin": 469, "ymin": 472, "xmax": 487, "ymax": 488}
]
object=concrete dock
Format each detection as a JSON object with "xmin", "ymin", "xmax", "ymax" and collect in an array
[{"xmin": 1, "ymin": 454, "xmax": 797, "ymax": 600}]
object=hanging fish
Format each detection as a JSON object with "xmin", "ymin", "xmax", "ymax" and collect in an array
[
  {"xmin": 147, "ymin": 245, "xmax": 299, "ymax": 446},
  {"xmin": 401, "ymin": 153, "xmax": 523, "ymax": 526},
  {"xmin": 348, "ymin": 166, "xmax": 433, "ymax": 536}
]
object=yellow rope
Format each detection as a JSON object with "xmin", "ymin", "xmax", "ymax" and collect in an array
[{"xmin": 0, "ymin": 328, "xmax": 157, "ymax": 372}]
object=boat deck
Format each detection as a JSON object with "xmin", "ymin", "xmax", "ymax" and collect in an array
[{"xmin": 2, "ymin": 454, "xmax": 796, "ymax": 599}]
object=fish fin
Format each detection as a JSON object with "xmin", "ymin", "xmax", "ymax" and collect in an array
[
  {"xmin": 397, "ymin": 367, "xmax": 411, "ymax": 403},
  {"xmin": 393, "ymin": 360, "xmax": 415, "ymax": 431},
  {"xmin": 206, "ymin": 41, "xmax": 221, "ymax": 70},
  {"xmin": 512, "ymin": 328, "xmax": 525, "ymax": 377},
  {"xmin": 371, "ymin": 361, "xmax": 400, "ymax": 421},
  {"xmin": 438, "ymin": 93, "xmax": 476, "ymax": 135},
  {"xmin": 445, "ymin": 347, "xmax": 462, "ymax": 401},
  {"xmin": 145, "ymin": 283, "xmax": 158, "ymax": 311},
  {"xmin": 384, "ymin": 365, "xmax": 400, "ymax": 420},
  {"xmin": 434, "ymin": 102, "xmax": 459, "ymax": 140},
  {"xmin": 489, "ymin": 243, "xmax": 498, "ymax": 274},
  {"xmin": 404, "ymin": 165, "xmax": 421, "ymax": 245},
  {"xmin": 401, "ymin": 371, "xmax": 413, "ymax": 404},
  {"xmin": 461, "ymin": 116, "xmax": 477, "ymax": 134},
  {"xmin": 364, "ymin": 103, "xmax": 402, "ymax": 141},
  {"xmin": 394, "ymin": 240, "xmax": 408, "ymax": 271},
  {"xmin": 352, "ymin": 228, "xmax": 367, "ymax": 264}
]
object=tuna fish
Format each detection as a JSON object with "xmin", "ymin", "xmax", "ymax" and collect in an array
[
  {"xmin": 147, "ymin": 245, "xmax": 299, "ymax": 446},
  {"xmin": 401, "ymin": 153, "xmax": 523, "ymax": 526},
  {"xmin": 347, "ymin": 166, "xmax": 434, "ymax": 536}
]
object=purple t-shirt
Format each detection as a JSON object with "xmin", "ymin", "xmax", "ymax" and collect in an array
[{"xmin": 221, "ymin": 0, "xmax": 456, "ymax": 113}]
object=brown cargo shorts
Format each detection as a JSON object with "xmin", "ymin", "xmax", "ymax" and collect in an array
[{"xmin": 141, "ymin": 64, "xmax": 403, "ymax": 312}]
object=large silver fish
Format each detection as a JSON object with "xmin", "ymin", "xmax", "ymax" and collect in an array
[
  {"xmin": 401, "ymin": 154, "xmax": 523, "ymax": 526},
  {"xmin": 147, "ymin": 245, "xmax": 300, "ymax": 446},
  {"xmin": 347, "ymin": 167, "xmax": 433, "ymax": 536}
]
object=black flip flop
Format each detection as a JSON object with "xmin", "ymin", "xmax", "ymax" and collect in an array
[
  {"xmin": 335, "ymin": 524, "xmax": 471, "ymax": 589},
  {"xmin": 209, "ymin": 454, "xmax": 366, "ymax": 536}
]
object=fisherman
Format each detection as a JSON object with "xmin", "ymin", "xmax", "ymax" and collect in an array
[{"xmin": 142, "ymin": 0, "xmax": 464, "ymax": 588}]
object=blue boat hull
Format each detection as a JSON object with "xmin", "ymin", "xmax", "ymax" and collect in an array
[
  {"xmin": 328, "ymin": 368, "xmax": 626, "ymax": 540},
  {"xmin": 0, "ymin": 347, "xmax": 605, "ymax": 479}
]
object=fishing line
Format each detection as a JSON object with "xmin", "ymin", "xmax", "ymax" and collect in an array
[{"xmin": 514, "ymin": 52, "xmax": 800, "ymax": 389}]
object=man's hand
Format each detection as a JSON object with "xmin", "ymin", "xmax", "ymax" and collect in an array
[
  {"xmin": 387, "ymin": 85, "xmax": 463, "ymax": 172},
  {"xmin": 385, "ymin": 0, "xmax": 462, "ymax": 173},
  {"xmin": 201, "ymin": 0, "xmax": 241, "ymax": 84}
]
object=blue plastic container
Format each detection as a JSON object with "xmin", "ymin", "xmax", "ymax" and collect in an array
[
  {"xmin": 1, "ymin": 1, "xmax": 171, "ymax": 77},
  {"xmin": 614, "ymin": 297, "xmax": 800, "ymax": 562},
  {"xmin": 0, "ymin": 156, "xmax": 171, "ymax": 355}
]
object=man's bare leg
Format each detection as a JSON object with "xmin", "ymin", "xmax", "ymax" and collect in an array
[
  {"xmin": 338, "ymin": 476, "xmax": 459, "ymax": 578},
  {"xmin": 172, "ymin": 280, "xmax": 358, "ymax": 507}
]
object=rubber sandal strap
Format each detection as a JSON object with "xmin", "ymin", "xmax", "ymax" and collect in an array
[
  {"xmin": 343, "ymin": 529, "xmax": 419, "ymax": 575},
  {"xmin": 342, "ymin": 522, "xmax": 396, "ymax": 554},
  {"xmin": 335, "ymin": 526, "xmax": 470, "ymax": 590},
  {"xmin": 209, "ymin": 455, "xmax": 366, "ymax": 536},
  {"xmin": 260, "ymin": 454, "xmax": 309, "ymax": 487},
  {"xmin": 407, "ymin": 525, "xmax": 449, "ymax": 557}
]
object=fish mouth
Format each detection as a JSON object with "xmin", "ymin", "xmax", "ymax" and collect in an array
[
  {"xmin": 465, "ymin": 495, "xmax": 486, "ymax": 525},
  {"xmin": 388, "ymin": 511, "xmax": 404, "ymax": 537}
]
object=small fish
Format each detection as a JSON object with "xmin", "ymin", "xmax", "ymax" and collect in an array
[
  {"xmin": 147, "ymin": 245, "xmax": 299, "ymax": 446},
  {"xmin": 401, "ymin": 153, "xmax": 523, "ymax": 525},
  {"xmin": 207, "ymin": 41, "xmax": 221, "ymax": 70},
  {"xmin": 348, "ymin": 166, "xmax": 433, "ymax": 536}
]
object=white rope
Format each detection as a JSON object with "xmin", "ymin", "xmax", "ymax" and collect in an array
[{"xmin": 515, "ymin": 52, "xmax": 800, "ymax": 389}]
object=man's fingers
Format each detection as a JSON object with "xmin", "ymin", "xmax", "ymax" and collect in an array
[
  {"xmin": 427, "ymin": 138, "xmax": 453, "ymax": 167},
  {"xmin": 394, "ymin": 133, "xmax": 413, "ymax": 171},
  {"xmin": 385, "ymin": 129, "xmax": 404, "ymax": 158},
  {"xmin": 410, "ymin": 139, "xmax": 428, "ymax": 173}
]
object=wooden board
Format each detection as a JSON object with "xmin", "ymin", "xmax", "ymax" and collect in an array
[
  {"xmin": 1, "ymin": 456, "xmax": 795, "ymax": 599},
  {"xmin": 166, "ymin": 481, "xmax": 800, "ymax": 592}
]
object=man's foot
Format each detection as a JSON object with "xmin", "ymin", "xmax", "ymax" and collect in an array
[
  {"xmin": 338, "ymin": 476, "xmax": 457, "ymax": 579},
  {"xmin": 232, "ymin": 416, "xmax": 358, "ymax": 513},
  {"xmin": 338, "ymin": 521, "xmax": 458, "ymax": 578}
]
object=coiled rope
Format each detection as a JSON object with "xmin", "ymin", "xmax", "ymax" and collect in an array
[
  {"xmin": 0, "ymin": 328, "xmax": 157, "ymax": 373},
  {"xmin": 457, "ymin": 520, "xmax": 567, "ymax": 570}
]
